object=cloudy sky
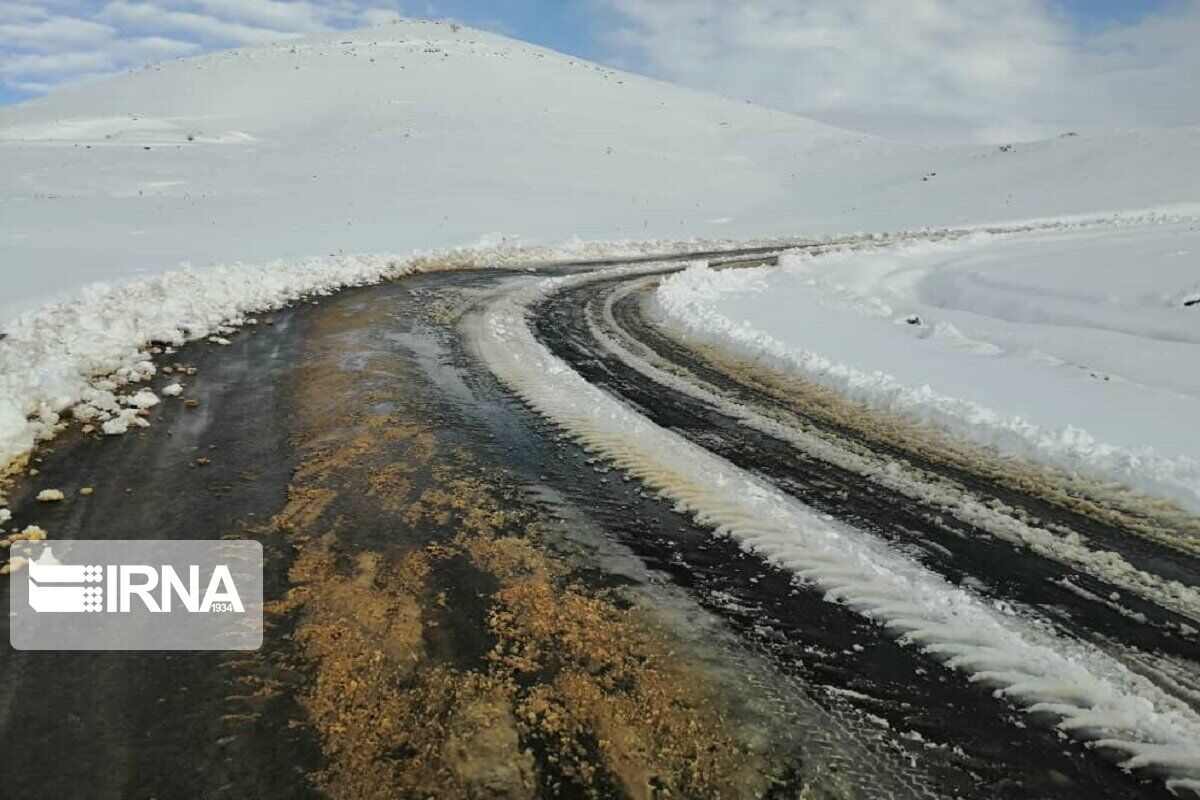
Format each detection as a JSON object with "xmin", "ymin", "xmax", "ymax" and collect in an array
[{"xmin": 1, "ymin": 0, "xmax": 1197, "ymax": 141}]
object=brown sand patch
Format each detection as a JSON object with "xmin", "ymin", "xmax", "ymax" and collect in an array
[{"xmin": 269, "ymin": 486, "xmax": 337, "ymax": 533}]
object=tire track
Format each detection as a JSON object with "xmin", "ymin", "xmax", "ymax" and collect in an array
[{"xmin": 535, "ymin": 272, "xmax": 1200, "ymax": 664}]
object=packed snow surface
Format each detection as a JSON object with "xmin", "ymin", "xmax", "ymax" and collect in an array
[{"xmin": 653, "ymin": 220, "xmax": 1200, "ymax": 512}]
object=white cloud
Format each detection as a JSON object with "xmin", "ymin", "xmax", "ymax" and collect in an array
[
  {"xmin": 0, "ymin": 50, "xmax": 116, "ymax": 78},
  {"xmin": 98, "ymin": 2, "xmax": 303, "ymax": 45},
  {"xmin": 602, "ymin": 0, "xmax": 1200, "ymax": 141},
  {"xmin": 190, "ymin": 0, "xmax": 332, "ymax": 32},
  {"xmin": 0, "ymin": 17, "xmax": 116, "ymax": 51},
  {"xmin": 360, "ymin": 7, "xmax": 404, "ymax": 27},
  {"xmin": 0, "ymin": 0, "xmax": 403, "ymax": 95},
  {"xmin": 1078, "ymin": 6, "xmax": 1200, "ymax": 130},
  {"xmin": 187, "ymin": 0, "xmax": 398, "ymax": 32},
  {"xmin": 0, "ymin": 35, "xmax": 198, "ymax": 85},
  {"xmin": 0, "ymin": 3, "xmax": 52, "ymax": 23}
]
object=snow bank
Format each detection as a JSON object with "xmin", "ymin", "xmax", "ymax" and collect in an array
[
  {"xmin": 652, "ymin": 218, "xmax": 1200, "ymax": 513},
  {"xmin": 474, "ymin": 265, "xmax": 1200, "ymax": 791},
  {"xmin": 597, "ymin": 276, "xmax": 1200, "ymax": 620}
]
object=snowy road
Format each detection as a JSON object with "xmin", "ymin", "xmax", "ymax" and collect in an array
[{"xmin": 3, "ymin": 255, "xmax": 1199, "ymax": 799}]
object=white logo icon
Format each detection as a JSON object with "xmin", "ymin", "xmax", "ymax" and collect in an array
[{"xmin": 27, "ymin": 549, "xmax": 104, "ymax": 613}]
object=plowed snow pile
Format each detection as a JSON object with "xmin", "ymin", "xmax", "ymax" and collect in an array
[{"xmin": 653, "ymin": 219, "xmax": 1200, "ymax": 512}]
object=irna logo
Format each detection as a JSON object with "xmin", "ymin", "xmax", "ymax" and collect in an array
[
  {"xmin": 10, "ymin": 540, "xmax": 263, "ymax": 651},
  {"xmin": 26, "ymin": 549, "xmax": 244, "ymax": 614}
]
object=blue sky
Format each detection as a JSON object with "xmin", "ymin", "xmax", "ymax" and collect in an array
[
  {"xmin": 400, "ymin": 1, "xmax": 614, "ymax": 61},
  {"xmin": 1, "ymin": 1, "xmax": 1196, "ymax": 139},
  {"xmin": 1054, "ymin": 0, "xmax": 1176, "ymax": 27}
]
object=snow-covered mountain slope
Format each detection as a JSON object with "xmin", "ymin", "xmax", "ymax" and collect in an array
[
  {"xmin": 653, "ymin": 220, "xmax": 1200, "ymax": 513},
  {"xmin": 2, "ymin": 17, "xmax": 1199, "ymax": 322},
  {"xmin": 0, "ymin": 17, "xmax": 858, "ymax": 321}
]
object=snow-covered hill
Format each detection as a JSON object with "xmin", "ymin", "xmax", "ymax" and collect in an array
[
  {"xmin": 0, "ymin": 17, "xmax": 859, "ymax": 320},
  {"xmin": 2, "ymin": 17, "xmax": 1199, "ymax": 320}
]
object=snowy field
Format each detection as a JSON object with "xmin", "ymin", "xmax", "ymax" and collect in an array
[
  {"xmin": 3, "ymin": 17, "xmax": 1199, "ymax": 323},
  {"xmin": 653, "ymin": 220, "xmax": 1200, "ymax": 512},
  {"xmin": 1, "ymin": 16, "xmax": 1199, "ymax": 507}
]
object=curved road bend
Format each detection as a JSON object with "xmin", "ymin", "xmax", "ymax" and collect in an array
[{"xmin": 1, "ymin": 251, "xmax": 1197, "ymax": 799}]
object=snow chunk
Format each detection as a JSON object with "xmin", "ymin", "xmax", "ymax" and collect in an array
[
  {"xmin": 5, "ymin": 525, "xmax": 46, "ymax": 544},
  {"xmin": 124, "ymin": 389, "xmax": 160, "ymax": 409},
  {"xmin": 101, "ymin": 418, "xmax": 129, "ymax": 436},
  {"xmin": 1, "ymin": 556, "xmax": 27, "ymax": 574},
  {"xmin": 101, "ymin": 409, "xmax": 146, "ymax": 436},
  {"xmin": 161, "ymin": 383, "xmax": 184, "ymax": 397}
]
